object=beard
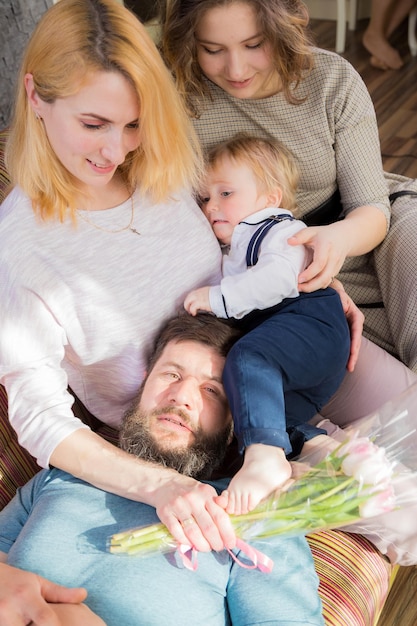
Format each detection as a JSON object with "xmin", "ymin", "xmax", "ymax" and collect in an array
[{"xmin": 119, "ymin": 403, "xmax": 232, "ymax": 480}]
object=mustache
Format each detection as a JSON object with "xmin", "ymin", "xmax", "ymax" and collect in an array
[{"xmin": 151, "ymin": 405, "xmax": 193, "ymax": 428}]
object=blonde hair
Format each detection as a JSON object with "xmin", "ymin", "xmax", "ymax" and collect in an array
[
  {"xmin": 207, "ymin": 133, "xmax": 299, "ymax": 213},
  {"xmin": 160, "ymin": 0, "xmax": 314, "ymax": 117},
  {"xmin": 6, "ymin": 0, "xmax": 202, "ymax": 221}
]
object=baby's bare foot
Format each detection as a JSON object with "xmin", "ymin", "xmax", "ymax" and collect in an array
[{"xmin": 223, "ymin": 445, "xmax": 291, "ymax": 515}]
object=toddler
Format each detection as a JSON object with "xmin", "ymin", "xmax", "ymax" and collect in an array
[{"xmin": 185, "ymin": 134, "xmax": 350, "ymax": 514}]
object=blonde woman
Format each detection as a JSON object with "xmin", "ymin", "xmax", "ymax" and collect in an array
[{"xmin": 1, "ymin": 0, "xmax": 236, "ymax": 558}]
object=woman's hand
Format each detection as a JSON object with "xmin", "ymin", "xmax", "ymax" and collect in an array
[
  {"xmin": 288, "ymin": 223, "xmax": 349, "ymax": 291},
  {"xmin": 288, "ymin": 225, "xmax": 364, "ymax": 372},
  {"xmin": 289, "ymin": 206, "xmax": 387, "ymax": 291},
  {"xmin": 154, "ymin": 475, "xmax": 236, "ymax": 553},
  {"xmin": 330, "ymin": 278, "xmax": 364, "ymax": 372},
  {"xmin": 0, "ymin": 562, "xmax": 87, "ymax": 626}
]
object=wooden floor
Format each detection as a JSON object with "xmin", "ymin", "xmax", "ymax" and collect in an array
[
  {"xmin": 376, "ymin": 565, "xmax": 417, "ymax": 626},
  {"xmin": 309, "ymin": 15, "xmax": 417, "ymax": 626}
]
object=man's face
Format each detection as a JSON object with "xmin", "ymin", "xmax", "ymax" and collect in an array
[{"xmin": 120, "ymin": 340, "xmax": 233, "ymax": 478}]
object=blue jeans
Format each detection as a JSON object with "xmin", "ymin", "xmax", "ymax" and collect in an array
[{"xmin": 223, "ymin": 289, "xmax": 350, "ymax": 456}]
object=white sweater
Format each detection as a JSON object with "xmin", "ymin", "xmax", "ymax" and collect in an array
[{"xmin": 0, "ymin": 186, "xmax": 221, "ymax": 467}]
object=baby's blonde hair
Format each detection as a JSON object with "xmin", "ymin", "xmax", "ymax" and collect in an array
[{"xmin": 206, "ymin": 133, "xmax": 300, "ymax": 214}]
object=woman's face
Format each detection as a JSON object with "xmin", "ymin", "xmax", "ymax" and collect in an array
[
  {"xmin": 195, "ymin": 1, "xmax": 279, "ymax": 99},
  {"xmin": 26, "ymin": 70, "xmax": 141, "ymax": 195}
]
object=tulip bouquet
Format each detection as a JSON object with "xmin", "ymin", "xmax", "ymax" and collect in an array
[{"xmin": 109, "ymin": 382, "xmax": 417, "ymax": 566}]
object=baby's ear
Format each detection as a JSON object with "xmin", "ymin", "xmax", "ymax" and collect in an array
[{"xmin": 266, "ymin": 188, "xmax": 283, "ymax": 208}]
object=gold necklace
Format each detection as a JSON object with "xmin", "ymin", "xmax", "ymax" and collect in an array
[{"xmin": 76, "ymin": 191, "xmax": 140, "ymax": 235}]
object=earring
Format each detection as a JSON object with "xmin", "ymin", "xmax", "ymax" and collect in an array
[{"xmin": 35, "ymin": 112, "xmax": 42, "ymax": 120}]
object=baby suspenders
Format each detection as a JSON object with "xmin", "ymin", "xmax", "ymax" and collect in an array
[{"xmin": 245, "ymin": 214, "xmax": 295, "ymax": 267}]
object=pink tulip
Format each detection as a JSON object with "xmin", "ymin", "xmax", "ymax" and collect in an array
[
  {"xmin": 338, "ymin": 438, "xmax": 394, "ymax": 486},
  {"xmin": 359, "ymin": 486, "xmax": 396, "ymax": 518}
]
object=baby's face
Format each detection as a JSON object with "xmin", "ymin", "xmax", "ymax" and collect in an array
[{"xmin": 198, "ymin": 155, "xmax": 270, "ymax": 244}]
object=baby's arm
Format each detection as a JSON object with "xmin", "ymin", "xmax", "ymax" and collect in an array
[
  {"xmin": 219, "ymin": 444, "xmax": 292, "ymax": 515},
  {"xmin": 184, "ymin": 286, "xmax": 212, "ymax": 315}
]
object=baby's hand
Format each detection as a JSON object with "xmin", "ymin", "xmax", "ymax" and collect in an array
[{"xmin": 184, "ymin": 287, "xmax": 212, "ymax": 315}]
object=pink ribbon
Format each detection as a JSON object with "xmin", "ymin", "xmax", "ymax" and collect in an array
[
  {"xmin": 178, "ymin": 543, "xmax": 199, "ymax": 571},
  {"xmin": 177, "ymin": 538, "xmax": 274, "ymax": 573}
]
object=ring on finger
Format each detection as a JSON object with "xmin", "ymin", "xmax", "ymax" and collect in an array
[{"xmin": 181, "ymin": 517, "xmax": 195, "ymax": 527}]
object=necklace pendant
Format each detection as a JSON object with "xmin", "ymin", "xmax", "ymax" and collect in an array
[{"xmin": 130, "ymin": 227, "xmax": 141, "ymax": 235}]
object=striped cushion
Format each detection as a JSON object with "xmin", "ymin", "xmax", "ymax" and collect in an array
[
  {"xmin": 308, "ymin": 530, "xmax": 393, "ymax": 626},
  {"xmin": 0, "ymin": 129, "xmax": 10, "ymax": 203},
  {"xmin": 0, "ymin": 385, "xmax": 40, "ymax": 510}
]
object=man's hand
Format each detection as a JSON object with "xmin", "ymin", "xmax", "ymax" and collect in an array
[
  {"xmin": 0, "ymin": 562, "xmax": 87, "ymax": 626},
  {"xmin": 184, "ymin": 287, "xmax": 212, "ymax": 316},
  {"xmin": 154, "ymin": 475, "xmax": 236, "ymax": 553}
]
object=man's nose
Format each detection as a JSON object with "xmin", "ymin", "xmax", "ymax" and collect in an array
[{"xmin": 168, "ymin": 378, "xmax": 201, "ymax": 409}]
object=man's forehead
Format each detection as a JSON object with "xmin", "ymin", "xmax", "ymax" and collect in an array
[
  {"xmin": 157, "ymin": 339, "xmax": 224, "ymax": 376},
  {"xmin": 160, "ymin": 339, "xmax": 217, "ymax": 359}
]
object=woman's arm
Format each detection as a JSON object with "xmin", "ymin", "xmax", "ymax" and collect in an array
[
  {"xmin": 50, "ymin": 429, "xmax": 236, "ymax": 552},
  {"xmin": 286, "ymin": 56, "xmax": 389, "ymax": 292}
]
